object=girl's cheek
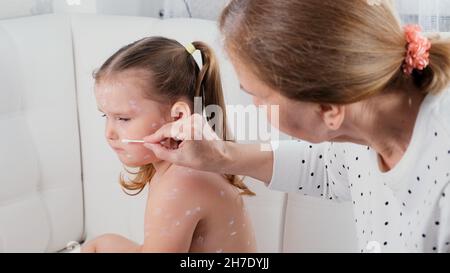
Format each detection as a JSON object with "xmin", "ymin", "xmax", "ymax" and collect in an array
[
  {"xmin": 122, "ymin": 149, "xmax": 156, "ymax": 167},
  {"xmin": 116, "ymin": 120, "xmax": 134, "ymax": 135},
  {"xmin": 151, "ymin": 122, "xmax": 159, "ymax": 129},
  {"xmin": 116, "ymin": 124, "xmax": 126, "ymax": 133}
]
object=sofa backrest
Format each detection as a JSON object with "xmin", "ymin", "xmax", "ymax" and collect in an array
[{"xmin": 0, "ymin": 15, "xmax": 84, "ymax": 252}]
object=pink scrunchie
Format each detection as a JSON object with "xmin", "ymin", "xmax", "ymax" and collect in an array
[{"xmin": 402, "ymin": 24, "xmax": 432, "ymax": 75}]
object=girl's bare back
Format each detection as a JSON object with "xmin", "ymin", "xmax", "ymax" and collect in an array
[{"xmin": 143, "ymin": 165, "xmax": 257, "ymax": 253}]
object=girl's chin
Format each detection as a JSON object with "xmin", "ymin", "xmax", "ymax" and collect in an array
[{"xmin": 117, "ymin": 154, "xmax": 157, "ymax": 167}]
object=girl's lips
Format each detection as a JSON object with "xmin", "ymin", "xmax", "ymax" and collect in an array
[{"xmin": 112, "ymin": 147, "xmax": 125, "ymax": 152}]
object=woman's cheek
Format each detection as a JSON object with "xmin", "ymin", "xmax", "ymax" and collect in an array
[{"xmin": 252, "ymin": 96, "xmax": 262, "ymax": 107}]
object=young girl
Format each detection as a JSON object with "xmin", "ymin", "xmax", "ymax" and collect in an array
[{"xmin": 81, "ymin": 37, "xmax": 257, "ymax": 253}]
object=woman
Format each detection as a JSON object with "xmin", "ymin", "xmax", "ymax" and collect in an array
[{"xmin": 143, "ymin": 0, "xmax": 450, "ymax": 252}]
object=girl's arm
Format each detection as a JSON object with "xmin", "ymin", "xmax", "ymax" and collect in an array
[
  {"xmin": 81, "ymin": 234, "xmax": 141, "ymax": 253},
  {"xmin": 140, "ymin": 174, "xmax": 205, "ymax": 252},
  {"xmin": 81, "ymin": 174, "xmax": 205, "ymax": 253}
]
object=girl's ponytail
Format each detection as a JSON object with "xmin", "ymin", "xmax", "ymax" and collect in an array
[
  {"xmin": 192, "ymin": 41, "xmax": 227, "ymax": 140},
  {"xmin": 192, "ymin": 41, "xmax": 255, "ymax": 196}
]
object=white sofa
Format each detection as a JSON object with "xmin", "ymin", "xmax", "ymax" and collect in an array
[{"xmin": 0, "ymin": 14, "xmax": 358, "ymax": 253}]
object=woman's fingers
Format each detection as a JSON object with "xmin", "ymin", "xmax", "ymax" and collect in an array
[
  {"xmin": 143, "ymin": 142, "xmax": 181, "ymax": 164},
  {"xmin": 142, "ymin": 113, "xmax": 224, "ymax": 170},
  {"xmin": 144, "ymin": 113, "xmax": 204, "ymax": 144},
  {"xmin": 144, "ymin": 120, "xmax": 183, "ymax": 144}
]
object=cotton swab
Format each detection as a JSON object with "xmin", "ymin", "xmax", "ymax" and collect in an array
[{"xmin": 121, "ymin": 139, "xmax": 145, "ymax": 144}]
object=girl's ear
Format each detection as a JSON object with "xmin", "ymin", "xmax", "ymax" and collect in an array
[
  {"xmin": 318, "ymin": 103, "xmax": 345, "ymax": 130},
  {"xmin": 170, "ymin": 101, "xmax": 192, "ymax": 121}
]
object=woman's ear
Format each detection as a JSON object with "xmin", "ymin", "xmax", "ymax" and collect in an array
[
  {"xmin": 170, "ymin": 101, "xmax": 192, "ymax": 121},
  {"xmin": 318, "ymin": 104, "xmax": 345, "ymax": 130}
]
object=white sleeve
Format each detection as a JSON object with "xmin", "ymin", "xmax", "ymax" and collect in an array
[
  {"xmin": 268, "ymin": 140, "xmax": 351, "ymax": 202},
  {"xmin": 438, "ymin": 183, "xmax": 450, "ymax": 253},
  {"xmin": 267, "ymin": 140, "xmax": 304, "ymax": 193}
]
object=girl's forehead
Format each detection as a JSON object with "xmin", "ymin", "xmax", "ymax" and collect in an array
[
  {"xmin": 95, "ymin": 78, "xmax": 144, "ymax": 98},
  {"xmin": 94, "ymin": 79, "xmax": 165, "ymax": 115}
]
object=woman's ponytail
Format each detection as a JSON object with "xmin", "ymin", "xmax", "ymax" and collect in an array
[{"xmin": 419, "ymin": 36, "xmax": 450, "ymax": 94}]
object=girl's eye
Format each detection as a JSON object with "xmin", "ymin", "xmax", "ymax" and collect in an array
[{"xmin": 118, "ymin": 118, "xmax": 130, "ymax": 122}]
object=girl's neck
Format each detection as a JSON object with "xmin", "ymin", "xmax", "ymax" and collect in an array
[
  {"xmin": 152, "ymin": 160, "xmax": 173, "ymax": 181},
  {"xmin": 342, "ymin": 87, "xmax": 426, "ymax": 171}
]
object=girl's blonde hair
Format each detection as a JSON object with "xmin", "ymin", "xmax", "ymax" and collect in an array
[
  {"xmin": 94, "ymin": 36, "xmax": 254, "ymax": 196},
  {"xmin": 219, "ymin": 0, "xmax": 450, "ymax": 104}
]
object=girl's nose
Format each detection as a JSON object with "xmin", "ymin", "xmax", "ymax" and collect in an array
[{"xmin": 105, "ymin": 122, "xmax": 118, "ymax": 141}]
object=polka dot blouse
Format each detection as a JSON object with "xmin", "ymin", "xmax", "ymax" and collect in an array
[{"xmin": 268, "ymin": 90, "xmax": 450, "ymax": 253}]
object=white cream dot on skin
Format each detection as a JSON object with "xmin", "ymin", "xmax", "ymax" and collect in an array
[
  {"xmin": 126, "ymin": 154, "xmax": 133, "ymax": 159},
  {"xmin": 196, "ymin": 207, "xmax": 201, "ymax": 212},
  {"xmin": 185, "ymin": 210, "xmax": 192, "ymax": 216},
  {"xmin": 230, "ymin": 231, "xmax": 237, "ymax": 236},
  {"xmin": 197, "ymin": 236, "xmax": 204, "ymax": 245},
  {"xmin": 154, "ymin": 208, "xmax": 162, "ymax": 215},
  {"xmin": 175, "ymin": 221, "xmax": 180, "ymax": 226},
  {"xmin": 220, "ymin": 191, "xmax": 225, "ymax": 197},
  {"xmin": 164, "ymin": 190, "xmax": 178, "ymax": 200},
  {"xmin": 229, "ymin": 219, "xmax": 235, "ymax": 226},
  {"xmin": 143, "ymin": 154, "xmax": 151, "ymax": 160},
  {"xmin": 128, "ymin": 100, "xmax": 141, "ymax": 112},
  {"xmin": 159, "ymin": 229, "xmax": 171, "ymax": 236},
  {"xmin": 216, "ymin": 249, "xmax": 223, "ymax": 253}
]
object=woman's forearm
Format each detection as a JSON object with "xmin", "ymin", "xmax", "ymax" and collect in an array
[{"xmin": 222, "ymin": 142, "xmax": 274, "ymax": 184}]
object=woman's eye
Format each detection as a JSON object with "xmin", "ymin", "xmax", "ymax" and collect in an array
[
  {"xmin": 101, "ymin": 114, "xmax": 107, "ymax": 118},
  {"xmin": 118, "ymin": 118, "xmax": 130, "ymax": 122}
]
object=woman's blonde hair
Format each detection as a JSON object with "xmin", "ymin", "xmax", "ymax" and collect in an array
[
  {"xmin": 94, "ymin": 36, "xmax": 254, "ymax": 196},
  {"xmin": 219, "ymin": 0, "xmax": 450, "ymax": 104}
]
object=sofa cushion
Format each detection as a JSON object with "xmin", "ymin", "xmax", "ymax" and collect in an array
[{"xmin": 0, "ymin": 15, "xmax": 84, "ymax": 252}]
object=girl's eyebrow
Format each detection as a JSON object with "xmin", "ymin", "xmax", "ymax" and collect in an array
[{"xmin": 97, "ymin": 108, "xmax": 132, "ymax": 116}]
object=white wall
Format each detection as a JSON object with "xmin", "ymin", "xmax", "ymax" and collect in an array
[
  {"xmin": 162, "ymin": 0, "xmax": 229, "ymax": 19},
  {"xmin": 1, "ymin": 0, "xmax": 450, "ymax": 19},
  {"xmin": 0, "ymin": 0, "xmax": 52, "ymax": 19},
  {"xmin": 96, "ymin": 0, "xmax": 164, "ymax": 18}
]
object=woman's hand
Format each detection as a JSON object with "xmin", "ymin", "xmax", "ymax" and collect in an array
[
  {"xmin": 143, "ymin": 113, "xmax": 230, "ymax": 173},
  {"xmin": 143, "ymin": 113, "xmax": 274, "ymax": 183}
]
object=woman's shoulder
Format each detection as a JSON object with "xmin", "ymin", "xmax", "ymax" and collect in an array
[
  {"xmin": 425, "ymin": 89, "xmax": 450, "ymax": 136},
  {"xmin": 418, "ymin": 87, "xmax": 450, "ymax": 137}
]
